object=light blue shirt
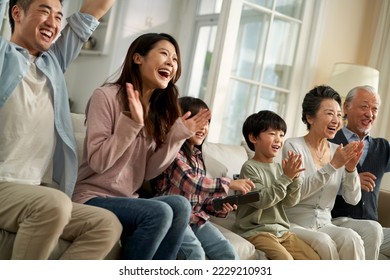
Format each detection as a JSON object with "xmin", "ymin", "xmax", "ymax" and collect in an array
[
  {"xmin": 341, "ymin": 126, "xmax": 390, "ymax": 172},
  {"xmin": 0, "ymin": 12, "xmax": 99, "ymax": 196},
  {"xmin": 341, "ymin": 127, "xmax": 370, "ymax": 165}
]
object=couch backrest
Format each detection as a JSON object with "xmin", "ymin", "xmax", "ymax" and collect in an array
[
  {"xmin": 71, "ymin": 113, "xmax": 86, "ymax": 165},
  {"xmin": 202, "ymin": 142, "xmax": 249, "ymax": 179}
]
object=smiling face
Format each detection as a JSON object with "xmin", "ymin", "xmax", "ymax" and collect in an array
[
  {"xmin": 250, "ymin": 128, "xmax": 285, "ymax": 163},
  {"xmin": 344, "ymin": 89, "xmax": 380, "ymax": 139},
  {"xmin": 134, "ymin": 39, "xmax": 178, "ymax": 95},
  {"xmin": 10, "ymin": 0, "xmax": 63, "ymax": 56},
  {"xmin": 307, "ymin": 99, "xmax": 342, "ymax": 139},
  {"xmin": 188, "ymin": 122, "xmax": 209, "ymax": 148}
]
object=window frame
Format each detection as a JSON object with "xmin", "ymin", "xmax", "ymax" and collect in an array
[{"xmin": 179, "ymin": 0, "xmax": 325, "ymax": 143}]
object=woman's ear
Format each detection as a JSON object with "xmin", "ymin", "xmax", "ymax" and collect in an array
[{"xmin": 133, "ymin": 53, "xmax": 142, "ymax": 65}]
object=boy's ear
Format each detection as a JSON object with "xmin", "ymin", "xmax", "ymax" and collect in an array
[{"xmin": 248, "ymin": 133, "xmax": 257, "ymax": 144}]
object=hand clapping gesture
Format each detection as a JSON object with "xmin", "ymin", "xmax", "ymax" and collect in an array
[
  {"xmin": 126, "ymin": 83, "xmax": 144, "ymax": 125},
  {"xmin": 330, "ymin": 141, "xmax": 363, "ymax": 170},
  {"xmin": 282, "ymin": 150, "xmax": 305, "ymax": 180}
]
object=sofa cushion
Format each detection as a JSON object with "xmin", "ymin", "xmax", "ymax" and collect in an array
[
  {"xmin": 210, "ymin": 222, "xmax": 265, "ymax": 260},
  {"xmin": 71, "ymin": 113, "xmax": 87, "ymax": 165},
  {"xmin": 202, "ymin": 142, "xmax": 248, "ymax": 179},
  {"xmin": 378, "ymin": 189, "xmax": 390, "ymax": 227}
]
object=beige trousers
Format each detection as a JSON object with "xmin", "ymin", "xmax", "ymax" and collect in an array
[
  {"xmin": 0, "ymin": 182, "xmax": 122, "ymax": 259},
  {"xmin": 246, "ymin": 231, "xmax": 321, "ymax": 260}
]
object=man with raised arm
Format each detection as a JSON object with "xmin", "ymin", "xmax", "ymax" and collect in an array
[{"xmin": 0, "ymin": 0, "xmax": 122, "ymax": 259}]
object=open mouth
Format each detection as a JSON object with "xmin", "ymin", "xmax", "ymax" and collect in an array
[
  {"xmin": 158, "ymin": 69, "xmax": 171, "ymax": 79},
  {"xmin": 361, "ymin": 119, "xmax": 372, "ymax": 126},
  {"xmin": 271, "ymin": 144, "xmax": 280, "ymax": 150},
  {"xmin": 40, "ymin": 29, "xmax": 53, "ymax": 41},
  {"xmin": 195, "ymin": 132, "xmax": 205, "ymax": 138}
]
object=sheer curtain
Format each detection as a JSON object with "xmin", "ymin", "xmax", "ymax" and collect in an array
[{"xmin": 370, "ymin": 0, "xmax": 390, "ymax": 139}]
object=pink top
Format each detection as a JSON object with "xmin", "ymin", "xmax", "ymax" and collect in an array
[{"xmin": 72, "ymin": 85, "xmax": 193, "ymax": 203}]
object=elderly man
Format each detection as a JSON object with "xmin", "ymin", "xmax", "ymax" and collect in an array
[{"xmin": 330, "ymin": 85, "xmax": 390, "ymax": 259}]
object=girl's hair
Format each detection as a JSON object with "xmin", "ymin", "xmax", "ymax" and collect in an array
[
  {"xmin": 9, "ymin": 0, "xmax": 63, "ymax": 33},
  {"xmin": 301, "ymin": 85, "xmax": 341, "ymax": 130},
  {"xmin": 104, "ymin": 33, "xmax": 182, "ymax": 149},
  {"xmin": 242, "ymin": 110, "xmax": 287, "ymax": 152},
  {"xmin": 179, "ymin": 96, "xmax": 209, "ymax": 168}
]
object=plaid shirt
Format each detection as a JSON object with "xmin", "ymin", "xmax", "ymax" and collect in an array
[{"xmin": 156, "ymin": 147, "xmax": 231, "ymax": 225}]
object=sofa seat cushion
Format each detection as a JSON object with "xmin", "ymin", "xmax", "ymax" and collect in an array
[
  {"xmin": 210, "ymin": 222, "xmax": 265, "ymax": 260},
  {"xmin": 209, "ymin": 213, "xmax": 267, "ymax": 260}
]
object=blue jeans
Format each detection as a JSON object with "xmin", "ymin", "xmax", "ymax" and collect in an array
[
  {"xmin": 86, "ymin": 195, "xmax": 191, "ymax": 260},
  {"xmin": 178, "ymin": 221, "xmax": 239, "ymax": 260}
]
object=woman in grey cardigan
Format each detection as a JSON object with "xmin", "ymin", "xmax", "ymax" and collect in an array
[{"xmin": 282, "ymin": 85, "xmax": 382, "ymax": 259}]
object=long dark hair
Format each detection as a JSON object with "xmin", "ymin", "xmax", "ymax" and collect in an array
[
  {"xmin": 179, "ymin": 97, "xmax": 209, "ymax": 168},
  {"xmin": 104, "ymin": 33, "xmax": 182, "ymax": 149}
]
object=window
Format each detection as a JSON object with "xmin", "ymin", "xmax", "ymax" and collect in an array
[
  {"xmin": 185, "ymin": 0, "xmax": 222, "ymax": 100},
  {"xmin": 184, "ymin": 0, "xmax": 318, "ymax": 145}
]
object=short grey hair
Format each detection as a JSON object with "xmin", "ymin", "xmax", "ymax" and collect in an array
[{"xmin": 344, "ymin": 85, "xmax": 381, "ymax": 106}]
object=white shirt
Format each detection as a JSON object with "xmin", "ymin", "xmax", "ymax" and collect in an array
[{"xmin": 0, "ymin": 55, "xmax": 55, "ymax": 185}]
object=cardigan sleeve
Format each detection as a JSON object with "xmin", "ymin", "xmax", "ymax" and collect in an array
[{"xmin": 144, "ymin": 118, "xmax": 193, "ymax": 180}]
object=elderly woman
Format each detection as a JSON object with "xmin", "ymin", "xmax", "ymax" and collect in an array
[{"xmin": 282, "ymin": 85, "xmax": 382, "ymax": 259}]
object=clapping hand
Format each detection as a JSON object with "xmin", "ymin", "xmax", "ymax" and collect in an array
[
  {"xmin": 330, "ymin": 141, "xmax": 362, "ymax": 170},
  {"xmin": 344, "ymin": 141, "xmax": 364, "ymax": 172},
  {"xmin": 282, "ymin": 150, "xmax": 305, "ymax": 179},
  {"xmin": 126, "ymin": 83, "xmax": 143, "ymax": 125}
]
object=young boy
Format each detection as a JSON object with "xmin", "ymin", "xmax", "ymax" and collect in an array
[{"xmin": 233, "ymin": 110, "xmax": 320, "ymax": 260}]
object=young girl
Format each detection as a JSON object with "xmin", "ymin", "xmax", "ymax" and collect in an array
[
  {"xmin": 154, "ymin": 96, "xmax": 255, "ymax": 260},
  {"xmin": 72, "ymin": 33, "xmax": 211, "ymax": 260}
]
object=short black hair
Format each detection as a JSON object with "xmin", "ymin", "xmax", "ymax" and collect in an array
[
  {"xmin": 301, "ymin": 85, "xmax": 341, "ymax": 130},
  {"xmin": 8, "ymin": 0, "xmax": 63, "ymax": 33},
  {"xmin": 242, "ymin": 110, "xmax": 287, "ymax": 151}
]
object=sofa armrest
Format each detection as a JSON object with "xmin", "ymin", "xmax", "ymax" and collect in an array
[{"xmin": 378, "ymin": 189, "xmax": 390, "ymax": 227}]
